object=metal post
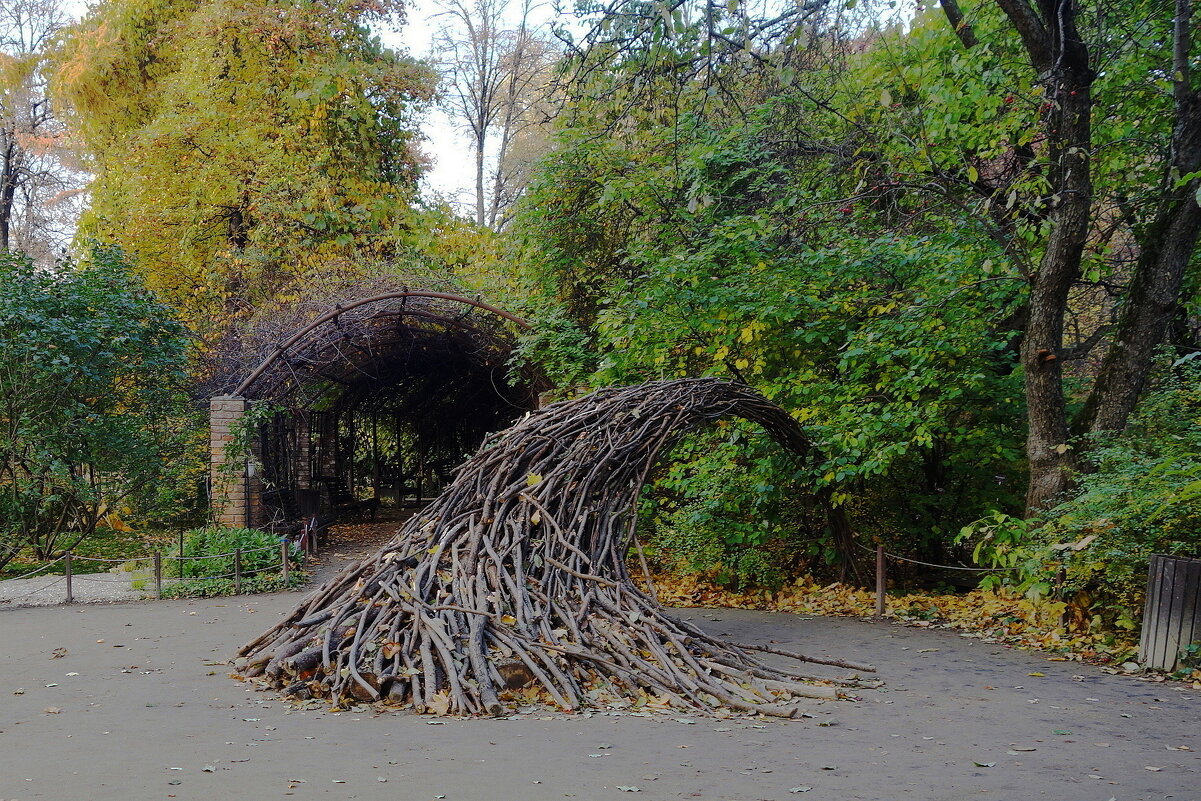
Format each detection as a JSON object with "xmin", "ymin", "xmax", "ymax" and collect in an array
[
  {"xmin": 875, "ymin": 545, "xmax": 886, "ymax": 617},
  {"xmin": 280, "ymin": 541, "xmax": 290, "ymax": 584},
  {"xmin": 64, "ymin": 552, "xmax": 73, "ymax": 604},
  {"xmin": 234, "ymin": 548, "xmax": 242, "ymax": 594},
  {"xmin": 153, "ymin": 552, "xmax": 163, "ymax": 599}
]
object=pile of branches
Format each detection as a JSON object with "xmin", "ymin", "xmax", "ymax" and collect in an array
[{"xmin": 236, "ymin": 378, "xmax": 876, "ymax": 716}]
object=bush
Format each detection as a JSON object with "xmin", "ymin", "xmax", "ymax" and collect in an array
[
  {"xmin": 1039, "ymin": 367, "xmax": 1201, "ymax": 620},
  {"xmin": 638, "ymin": 428, "xmax": 825, "ymax": 590},
  {"xmin": 963, "ymin": 365, "xmax": 1201, "ymax": 628},
  {"xmin": 0, "ymin": 247, "xmax": 195, "ymax": 569},
  {"xmin": 161, "ymin": 526, "xmax": 303, "ymax": 598}
]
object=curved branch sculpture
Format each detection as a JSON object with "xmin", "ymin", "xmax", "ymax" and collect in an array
[{"xmin": 237, "ymin": 378, "xmax": 875, "ymax": 716}]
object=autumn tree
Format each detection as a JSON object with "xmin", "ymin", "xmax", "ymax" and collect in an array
[
  {"xmin": 52, "ymin": 0, "xmax": 436, "ymax": 330},
  {"xmin": 432, "ymin": 0, "xmax": 557, "ymax": 228},
  {"xmin": 0, "ymin": 0, "xmax": 83, "ymax": 263}
]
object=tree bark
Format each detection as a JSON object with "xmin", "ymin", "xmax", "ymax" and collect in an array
[
  {"xmin": 993, "ymin": 0, "xmax": 1094, "ymax": 513},
  {"xmin": 0, "ymin": 137, "xmax": 17, "ymax": 252},
  {"xmin": 1075, "ymin": 4, "xmax": 1201, "ymax": 436},
  {"xmin": 475, "ymin": 139, "xmax": 486, "ymax": 227}
]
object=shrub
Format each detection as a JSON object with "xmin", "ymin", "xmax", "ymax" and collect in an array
[
  {"xmin": 161, "ymin": 526, "xmax": 303, "ymax": 598},
  {"xmin": 963, "ymin": 365, "xmax": 1201, "ymax": 628},
  {"xmin": 0, "ymin": 247, "xmax": 194, "ymax": 568}
]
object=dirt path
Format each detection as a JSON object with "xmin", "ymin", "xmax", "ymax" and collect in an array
[{"xmin": 1, "ymin": 583, "xmax": 1197, "ymax": 801}]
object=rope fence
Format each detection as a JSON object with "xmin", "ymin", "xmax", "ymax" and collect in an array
[
  {"xmin": 865, "ymin": 543, "xmax": 1019, "ymax": 616},
  {"xmin": 0, "ymin": 540, "xmax": 298, "ymax": 606}
]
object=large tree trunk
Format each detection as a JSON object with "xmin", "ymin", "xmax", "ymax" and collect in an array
[
  {"xmin": 1076, "ymin": 12, "xmax": 1201, "ymax": 436},
  {"xmin": 994, "ymin": 0, "xmax": 1094, "ymax": 513}
]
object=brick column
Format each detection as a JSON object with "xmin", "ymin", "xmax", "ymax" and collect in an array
[{"xmin": 210, "ymin": 396, "xmax": 249, "ymax": 528}]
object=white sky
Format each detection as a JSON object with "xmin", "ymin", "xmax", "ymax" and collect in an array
[{"xmin": 382, "ymin": 0, "xmax": 481, "ymax": 212}]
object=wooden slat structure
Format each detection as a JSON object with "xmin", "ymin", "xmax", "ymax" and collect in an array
[{"xmin": 1140, "ymin": 554, "xmax": 1201, "ymax": 671}]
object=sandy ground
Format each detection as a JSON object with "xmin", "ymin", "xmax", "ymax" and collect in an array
[{"xmin": 2, "ymin": 549, "xmax": 1199, "ymax": 801}]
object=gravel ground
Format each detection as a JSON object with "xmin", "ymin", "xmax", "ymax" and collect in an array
[
  {"xmin": 0, "ymin": 520, "xmax": 399, "ymax": 609},
  {"xmin": 1, "ymin": 598, "xmax": 1197, "ymax": 801},
  {"xmin": 0, "ymin": 567, "xmax": 145, "ymax": 608}
]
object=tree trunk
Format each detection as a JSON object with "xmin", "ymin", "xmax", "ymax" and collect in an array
[
  {"xmin": 1076, "ymin": 21, "xmax": 1201, "ymax": 436},
  {"xmin": 0, "ymin": 138, "xmax": 18, "ymax": 252},
  {"xmin": 475, "ymin": 139, "xmax": 486, "ymax": 228},
  {"xmin": 1078, "ymin": 182, "xmax": 1201, "ymax": 435},
  {"xmin": 1022, "ymin": 84, "xmax": 1094, "ymax": 513},
  {"xmin": 993, "ymin": 0, "xmax": 1094, "ymax": 513}
]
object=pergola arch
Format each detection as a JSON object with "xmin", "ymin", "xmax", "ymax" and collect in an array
[{"xmin": 209, "ymin": 291, "xmax": 542, "ymax": 530}]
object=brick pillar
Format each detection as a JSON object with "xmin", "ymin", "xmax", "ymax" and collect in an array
[{"xmin": 210, "ymin": 395, "xmax": 251, "ymax": 528}]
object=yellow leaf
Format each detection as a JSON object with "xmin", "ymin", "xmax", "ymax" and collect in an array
[{"xmin": 526, "ymin": 473, "xmax": 542, "ymax": 487}]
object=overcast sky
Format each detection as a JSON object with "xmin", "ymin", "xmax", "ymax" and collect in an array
[{"xmin": 382, "ymin": 0, "xmax": 480, "ymax": 212}]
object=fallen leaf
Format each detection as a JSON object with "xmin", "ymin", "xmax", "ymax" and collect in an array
[
  {"xmin": 1144, "ymin": 766, "xmax": 1163, "ymax": 772},
  {"xmin": 43, "ymin": 706, "xmax": 61, "ymax": 714},
  {"xmin": 616, "ymin": 787, "xmax": 641, "ymax": 793},
  {"xmin": 973, "ymin": 761, "xmax": 996, "ymax": 768},
  {"xmin": 788, "ymin": 788, "xmax": 813, "ymax": 794},
  {"xmin": 1028, "ymin": 672, "xmax": 1045, "ymax": 677}
]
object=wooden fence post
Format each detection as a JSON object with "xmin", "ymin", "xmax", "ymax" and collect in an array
[
  {"xmin": 63, "ymin": 552, "xmax": 73, "ymax": 604},
  {"xmin": 875, "ymin": 546, "xmax": 886, "ymax": 617},
  {"xmin": 280, "ymin": 541, "xmax": 290, "ymax": 584},
  {"xmin": 234, "ymin": 548, "xmax": 242, "ymax": 594},
  {"xmin": 153, "ymin": 552, "xmax": 163, "ymax": 599}
]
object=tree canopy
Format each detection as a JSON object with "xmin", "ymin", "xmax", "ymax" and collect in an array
[{"xmin": 52, "ymin": 0, "xmax": 437, "ymax": 330}]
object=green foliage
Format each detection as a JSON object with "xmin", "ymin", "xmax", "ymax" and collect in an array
[
  {"xmin": 638, "ymin": 428, "xmax": 820, "ymax": 589},
  {"xmin": 1037, "ymin": 368, "xmax": 1201, "ymax": 615},
  {"xmin": 961, "ymin": 366, "xmax": 1201, "ymax": 622},
  {"xmin": 162, "ymin": 525, "xmax": 302, "ymax": 598},
  {"xmin": 508, "ymin": 8, "xmax": 1028, "ymax": 582},
  {"xmin": 0, "ymin": 247, "xmax": 195, "ymax": 568}
]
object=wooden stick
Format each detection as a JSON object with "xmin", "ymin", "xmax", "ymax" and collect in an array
[{"xmin": 876, "ymin": 545, "xmax": 886, "ymax": 617}]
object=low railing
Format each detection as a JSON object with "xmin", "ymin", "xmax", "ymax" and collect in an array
[{"xmin": 0, "ymin": 541, "xmax": 296, "ymax": 606}]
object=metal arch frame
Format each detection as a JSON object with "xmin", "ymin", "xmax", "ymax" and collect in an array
[{"xmin": 232, "ymin": 291, "xmax": 532, "ymax": 398}]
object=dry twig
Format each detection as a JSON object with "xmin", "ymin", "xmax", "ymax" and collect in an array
[{"xmin": 236, "ymin": 378, "xmax": 876, "ymax": 716}]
